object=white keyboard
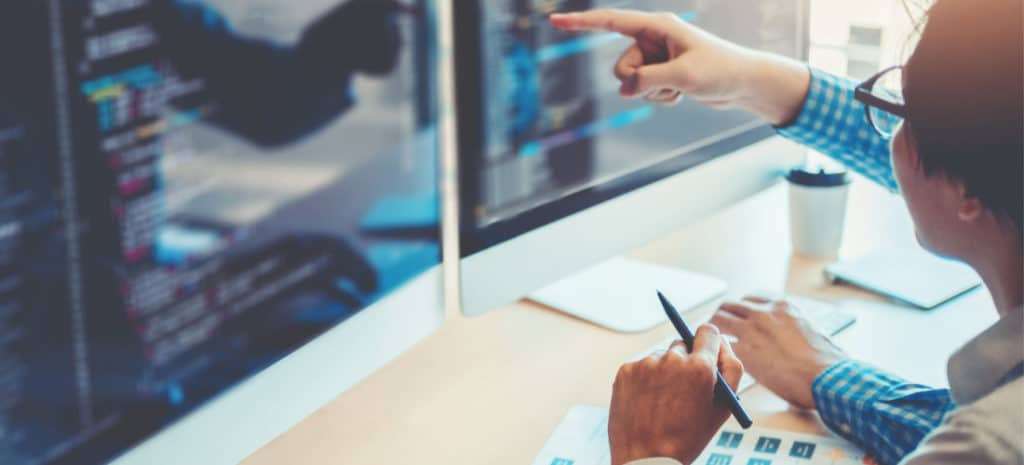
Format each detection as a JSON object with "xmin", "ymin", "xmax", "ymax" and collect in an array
[
  {"xmin": 633, "ymin": 295, "xmax": 856, "ymax": 392},
  {"xmin": 787, "ymin": 295, "xmax": 858, "ymax": 336}
]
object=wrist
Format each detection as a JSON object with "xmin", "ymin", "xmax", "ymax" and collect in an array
[
  {"xmin": 799, "ymin": 358, "xmax": 847, "ymax": 409},
  {"xmin": 737, "ymin": 52, "xmax": 811, "ymax": 126}
]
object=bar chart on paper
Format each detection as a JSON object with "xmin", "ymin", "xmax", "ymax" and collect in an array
[
  {"xmin": 531, "ymin": 405, "xmax": 878, "ymax": 465},
  {"xmin": 698, "ymin": 427, "xmax": 879, "ymax": 465}
]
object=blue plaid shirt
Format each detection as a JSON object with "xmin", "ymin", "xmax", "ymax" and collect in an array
[
  {"xmin": 811, "ymin": 360, "xmax": 955, "ymax": 465},
  {"xmin": 776, "ymin": 68, "xmax": 900, "ymax": 191},
  {"xmin": 776, "ymin": 69, "xmax": 955, "ymax": 465}
]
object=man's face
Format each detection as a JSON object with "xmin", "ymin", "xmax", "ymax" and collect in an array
[{"xmin": 889, "ymin": 64, "xmax": 979, "ymax": 260}]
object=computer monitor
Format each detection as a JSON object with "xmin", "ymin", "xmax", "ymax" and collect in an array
[
  {"xmin": 0, "ymin": 1, "xmax": 442, "ymax": 464},
  {"xmin": 455, "ymin": 0, "xmax": 808, "ymax": 328}
]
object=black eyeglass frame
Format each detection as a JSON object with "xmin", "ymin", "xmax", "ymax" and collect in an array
[{"xmin": 854, "ymin": 65, "xmax": 908, "ymax": 137}]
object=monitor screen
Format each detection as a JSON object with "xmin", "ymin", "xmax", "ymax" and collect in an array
[
  {"xmin": 456, "ymin": 0, "xmax": 806, "ymax": 252},
  {"xmin": 0, "ymin": 1, "xmax": 437, "ymax": 463}
]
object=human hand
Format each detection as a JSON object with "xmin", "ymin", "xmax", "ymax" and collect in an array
[
  {"xmin": 549, "ymin": 9, "xmax": 810, "ymax": 124},
  {"xmin": 709, "ymin": 296, "xmax": 848, "ymax": 410},
  {"xmin": 549, "ymin": 9, "xmax": 756, "ymax": 107},
  {"xmin": 609, "ymin": 325, "xmax": 743, "ymax": 465}
]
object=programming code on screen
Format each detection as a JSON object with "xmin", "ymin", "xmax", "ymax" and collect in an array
[
  {"xmin": 0, "ymin": 1, "xmax": 437, "ymax": 463},
  {"xmin": 469, "ymin": 0, "xmax": 803, "ymax": 226}
]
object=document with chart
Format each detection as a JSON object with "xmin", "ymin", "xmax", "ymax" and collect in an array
[{"xmin": 531, "ymin": 405, "xmax": 877, "ymax": 465}]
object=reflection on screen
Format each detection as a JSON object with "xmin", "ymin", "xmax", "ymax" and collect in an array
[
  {"xmin": 0, "ymin": 1, "xmax": 437, "ymax": 463},
  {"xmin": 473, "ymin": 0, "xmax": 803, "ymax": 225}
]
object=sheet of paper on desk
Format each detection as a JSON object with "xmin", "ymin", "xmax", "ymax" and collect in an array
[
  {"xmin": 531, "ymin": 405, "xmax": 876, "ymax": 465},
  {"xmin": 696, "ymin": 428, "xmax": 876, "ymax": 465},
  {"xmin": 530, "ymin": 405, "xmax": 611, "ymax": 465}
]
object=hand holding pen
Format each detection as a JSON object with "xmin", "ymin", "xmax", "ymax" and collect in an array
[
  {"xmin": 659, "ymin": 291, "xmax": 753, "ymax": 429},
  {"xmin": 607, "ymin": 310, "xmax": 745, "ymax": 465}
]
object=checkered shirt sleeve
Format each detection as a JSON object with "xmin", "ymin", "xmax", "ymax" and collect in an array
[
  {"xmin": 812, "ymin": 360, "xmax": 956, "ymax": 465},
  {"xmin": 775, "ymin": 68, "xmax": 899, "ymax": 192}
]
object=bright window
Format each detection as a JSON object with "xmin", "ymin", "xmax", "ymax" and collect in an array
[{"xmin": 807, "ymin": 0, "xmax": 929, "ymax": 79}]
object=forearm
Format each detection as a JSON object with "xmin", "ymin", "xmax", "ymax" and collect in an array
[
  {"xmin": 774, "ymin": 69, "xmax": 899, "ymax": 191},
  {"xmin": 737, "ymin": 51, "xmax": 812, "ymax": 126},
  {"xmin": 707, "ymin": 34, "xmax": 899, "ymax": 191},
  {"xmin": 813, "ymin": 360, "xmax": 956, "ymax": 465}
]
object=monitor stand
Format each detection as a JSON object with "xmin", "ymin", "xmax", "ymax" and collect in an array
[{"xmin": 527, "ymin": 257, "xmax": 727, "ymax": 333}]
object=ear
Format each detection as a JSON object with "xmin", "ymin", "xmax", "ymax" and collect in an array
[{"xmin": 955, "ymin": 183, "xmax": 984, "ymax": 223}]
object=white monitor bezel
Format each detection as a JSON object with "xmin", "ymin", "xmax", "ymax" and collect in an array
[{"xmin": 459, "ymin": 136, "xmax": 807, "ymax": 316}]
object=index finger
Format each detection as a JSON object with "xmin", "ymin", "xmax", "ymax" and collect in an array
[
  {"xmin": 549, "ymin": 9, "xmax": 658, "ymax": 37},
  {"xmin": 718, "ymin": 337, "xmax": 743, "ymax": 389},
  {"xmin": 691, "ymin": 324, "xmax": 722, "ymax": 367}
]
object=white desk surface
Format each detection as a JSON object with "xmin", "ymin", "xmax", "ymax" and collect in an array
[{"xmin": 242, "ymin": 180, "xmax": 996, "ymax": 465}]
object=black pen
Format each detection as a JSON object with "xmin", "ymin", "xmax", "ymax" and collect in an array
[{"xmin": 656, "ymin": 290, "xmax": 753, "ymax": 429}]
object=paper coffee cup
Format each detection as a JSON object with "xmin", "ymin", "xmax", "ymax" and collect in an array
[{"xmin": 787, "ymin": 166, "xmax": 850, "ymax": 258}]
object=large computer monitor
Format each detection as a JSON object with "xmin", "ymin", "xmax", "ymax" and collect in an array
[
  {"xmin": 0, "ymin": 1, "xmax": 442, "ymax": 464},
  {"xmin": 455, "ymin": 0, "xmax": 808, "ymax": 327}
]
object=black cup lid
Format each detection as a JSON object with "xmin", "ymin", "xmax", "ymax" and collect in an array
[{"xmin": 786, "ymin": 165, "xmax": 850, "ymax": 187}]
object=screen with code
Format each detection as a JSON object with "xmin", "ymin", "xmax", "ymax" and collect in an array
[
  {"xmin": 458, "ymin": 0, "xmax": 806, "ymax": 244},
  {"xmin": 0, "ymin": 1, "xmax": 438, "ymax": 463}
]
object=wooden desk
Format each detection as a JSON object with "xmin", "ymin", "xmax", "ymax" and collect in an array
[{"xmin": 243, "ymin": 180, "xmax": 996, "ymax": 465}]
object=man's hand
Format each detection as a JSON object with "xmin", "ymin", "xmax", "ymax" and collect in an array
[
  {"xmin": 709, "ymin": 296, "xmax": 848, "ymax": 409},
  {"xmin": 549, "ymin": 9, "xmax": 810, "ymax": 125},
  {"xmin": 609, "ymin": 325, "xmax": 743, "ymax": 465},
  {"xmin": 550, "ymin": 9, "xmax": 752, "ymax": 107}
]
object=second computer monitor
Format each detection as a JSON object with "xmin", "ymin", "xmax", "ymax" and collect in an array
[
  {"xmin": 456, "ymin": 0, "xmax": 809, "ymax": 316},
  {"xmin": 1, "ymin": 1, "xmax": 442, "ymax": 464}
]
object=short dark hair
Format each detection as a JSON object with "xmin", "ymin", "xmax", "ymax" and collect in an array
[{"xmin": 904, "ymin": 0, "xmax": 1023, "ymax": 232}]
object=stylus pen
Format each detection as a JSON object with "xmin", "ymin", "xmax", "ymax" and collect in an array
[{"xmin": 656, "ymin": 291, "xmax": 753, "ymax": 429}]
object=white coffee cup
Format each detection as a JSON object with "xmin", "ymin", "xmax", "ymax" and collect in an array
[{"xmin": 787, "ymin": 166, "xmax": 851, "ymax": 258}]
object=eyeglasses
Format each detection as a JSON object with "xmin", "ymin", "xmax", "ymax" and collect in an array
[{"xmin": 854, "ymin": 65, "xmax": 907, "ymax": 138}]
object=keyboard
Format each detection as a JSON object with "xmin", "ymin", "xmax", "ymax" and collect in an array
[
  {"xmin": 632, "ymin": 295, "xmax": 856, "ymax": 392},
  {"xmin": 787, "ymin": 295, "xmax": 858, "ymax": 337}
]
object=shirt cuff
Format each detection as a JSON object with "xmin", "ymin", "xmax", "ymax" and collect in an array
[
  {"xmin": 773, "ymin": 67, "xmax": 844, "ymax": 136},
  {"xmin": 812, "ymin": 359, "xmax": 881, "ymax": 436},
  {"xmin": 811, "ymin": 359, "xmax": 938, "ymax": 436},
  {"xmin": 811, "ymin": 360, "xmax": 956, "ymax": 465},
  {"xmin": 625, "ymin": 458, "xmax": 684, "ymax": 465}
]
